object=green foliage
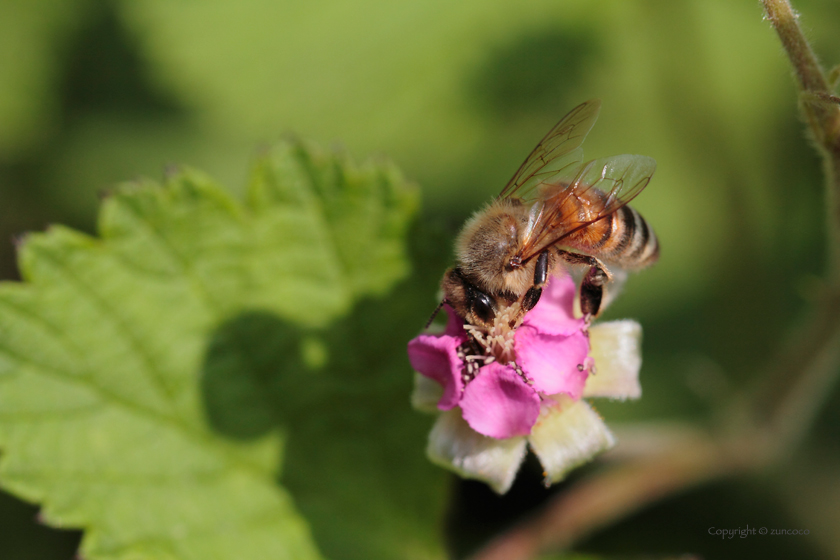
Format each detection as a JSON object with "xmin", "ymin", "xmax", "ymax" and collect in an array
[
  {"xmin": 0, "ymin": 140, "xmax": 446, "ymax": 559},
  {"xmin": 4, "ymin": 1, "xmax": 840, "ymax": 558}
]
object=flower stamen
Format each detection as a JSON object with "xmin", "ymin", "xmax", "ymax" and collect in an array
[{"xmin": 463, "ymin": 302, "xmax": 524, "ymax": 364}]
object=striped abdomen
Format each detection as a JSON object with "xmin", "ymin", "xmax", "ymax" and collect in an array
[{"xmin": 567, "ymin": 204, "xmax": 659, "ymax": 269}]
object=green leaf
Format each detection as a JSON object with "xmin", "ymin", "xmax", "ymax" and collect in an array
[{"xmin": 0, "ymin": 139, "xmax": 437, "ymax": 559}]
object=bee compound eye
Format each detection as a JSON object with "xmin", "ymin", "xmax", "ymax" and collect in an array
[{"xmin": 471, "ymin": 290, "xmax": 496, "ymax": 324}]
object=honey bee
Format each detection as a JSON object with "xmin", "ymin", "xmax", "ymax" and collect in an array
[{"xmin": 440, "ymin": 100, "xmax": 659, "ymax": 332}]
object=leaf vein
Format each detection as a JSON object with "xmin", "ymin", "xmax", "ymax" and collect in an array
[{"xmin": 31, "ymin": 244, "xmax": 181, "ymax": 416}]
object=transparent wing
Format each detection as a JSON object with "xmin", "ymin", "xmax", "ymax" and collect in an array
[
  {"xmin": 516, "ymin": 154, "xmax": 656, "ymax": 262},
  {"xmin": 498, "ymin": 100, "xmax": 601, "ymax": 201}
]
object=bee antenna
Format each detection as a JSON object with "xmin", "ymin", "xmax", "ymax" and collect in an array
[{"xmin": 424, "ymin": 299, "xmax": 448, "ymax": 330}]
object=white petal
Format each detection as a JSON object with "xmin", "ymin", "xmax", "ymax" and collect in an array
[
  {"xmin": 427, "ymin": 409, "xmax": 527, "ymax": 494},
  {"xmin": 600, "ymin": 269, "xmax": 628, "ymax": 312},
  {"xmin": 583, "ymin": 320, "xmax": 642, "ymax": 400},
  {"xmin": 410, "ymin": 372, "xmax": 444, "ymax": 413},
  {"xmin": 528, "ymin": 397, "xmax": 616, "ymax": 485}
]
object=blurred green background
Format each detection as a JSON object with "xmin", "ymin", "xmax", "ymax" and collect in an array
[{"xmin": 1, "ymin": 0, "xmax": 839, "ymax": 558}]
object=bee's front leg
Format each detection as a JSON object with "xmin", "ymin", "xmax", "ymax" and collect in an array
[
  {"xmin": 522, "ymin": 251, "xmax": 550, "ymax": 311},
  {"xmin": 555, "ymin": 249, "xmax": 612, "ymax": 317}
]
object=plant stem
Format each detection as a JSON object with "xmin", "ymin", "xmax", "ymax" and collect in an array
[
  {"xmin": 763, "ymin": 0, "xmax": 840, "ymax": 285},
  {"xmin": 753, "ymin": 0, "xmax": 840, "ymax": 458}
]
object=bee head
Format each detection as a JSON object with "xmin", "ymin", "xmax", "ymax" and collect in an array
[{"xmin": 441, "ymin": 267, "xmax": 500, "ymax": 331}]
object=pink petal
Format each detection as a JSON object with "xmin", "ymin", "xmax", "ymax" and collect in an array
[
  {"xmin": 460, "ymin": 363, "xmax": 541, "ymax": 439},
  {"xmin": 442, "ymin": 304, "xmax": 466, "ymax": 337},
  {"xmin": 407, "ymin": 332, "xmax": 464, "ymax": 410},
  {"xmin": 522, "ymin": 274, "xmax": 585, "ymax": 336},
  {"xmin": 515, "ymin": 326, "xmax": 590, "ymax": 398}
]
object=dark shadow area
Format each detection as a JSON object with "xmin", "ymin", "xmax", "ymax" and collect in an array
[
  {"xmin": 450, "ymin": 474, "xmax": 827, "ymax": 560},
  {"xmin": 446, "ymin": 453, "xmax": 593, "ymax": 559},
  {"xmin": 468, "ymin": 27, "xmax": 601, "ymax": 120},
  {"xmin": 201, "ymin": 311, "xmax": 309, "ymax": 440},
  {"xmin": 575, "ymin": 478, "xmax": 827, "ymax": 560},
  {"xmin": 0, "ymin": 490, "xmax": 81, "ymax": 560},
  {"xmin": 58, "ymin": 0, "xmax": 184, "ymax": 125}
]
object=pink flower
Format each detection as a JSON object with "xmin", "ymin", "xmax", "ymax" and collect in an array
[
  {"xmin": 408, "ymin": 273, "xmax": 643, "ymax": 493},
  {"xmin": 407, "ymin": 274, "xmax": 589, "ymax": 439}
]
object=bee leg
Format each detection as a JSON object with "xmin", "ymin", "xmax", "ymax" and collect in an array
[
  {"xmin": 522, "ymin": 251, "xmax": 550, "ymax": 311},
  {"xmin": 533, "ymin": 250, "xmax": 550, "ymax": 287},
  {"xmin": 555, "ymin": 250, "xmax": 612, "ymax": 317},
  {"xmin": 580, "ymin": 266, "xmax": 609, "ymax": 317}
]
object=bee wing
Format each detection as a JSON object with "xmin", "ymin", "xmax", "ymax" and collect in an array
[
  {"xmin": 516, "ymin": 153, "xmax": 656, "ymax": 262},
  {"xmin": 498, "ymin": 99, "xmax": 601, "ymax": 201}
]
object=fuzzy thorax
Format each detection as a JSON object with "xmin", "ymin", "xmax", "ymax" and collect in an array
[{"xmin": 455, "ymin": 200, "xmax": 534, "ymax": 297}]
